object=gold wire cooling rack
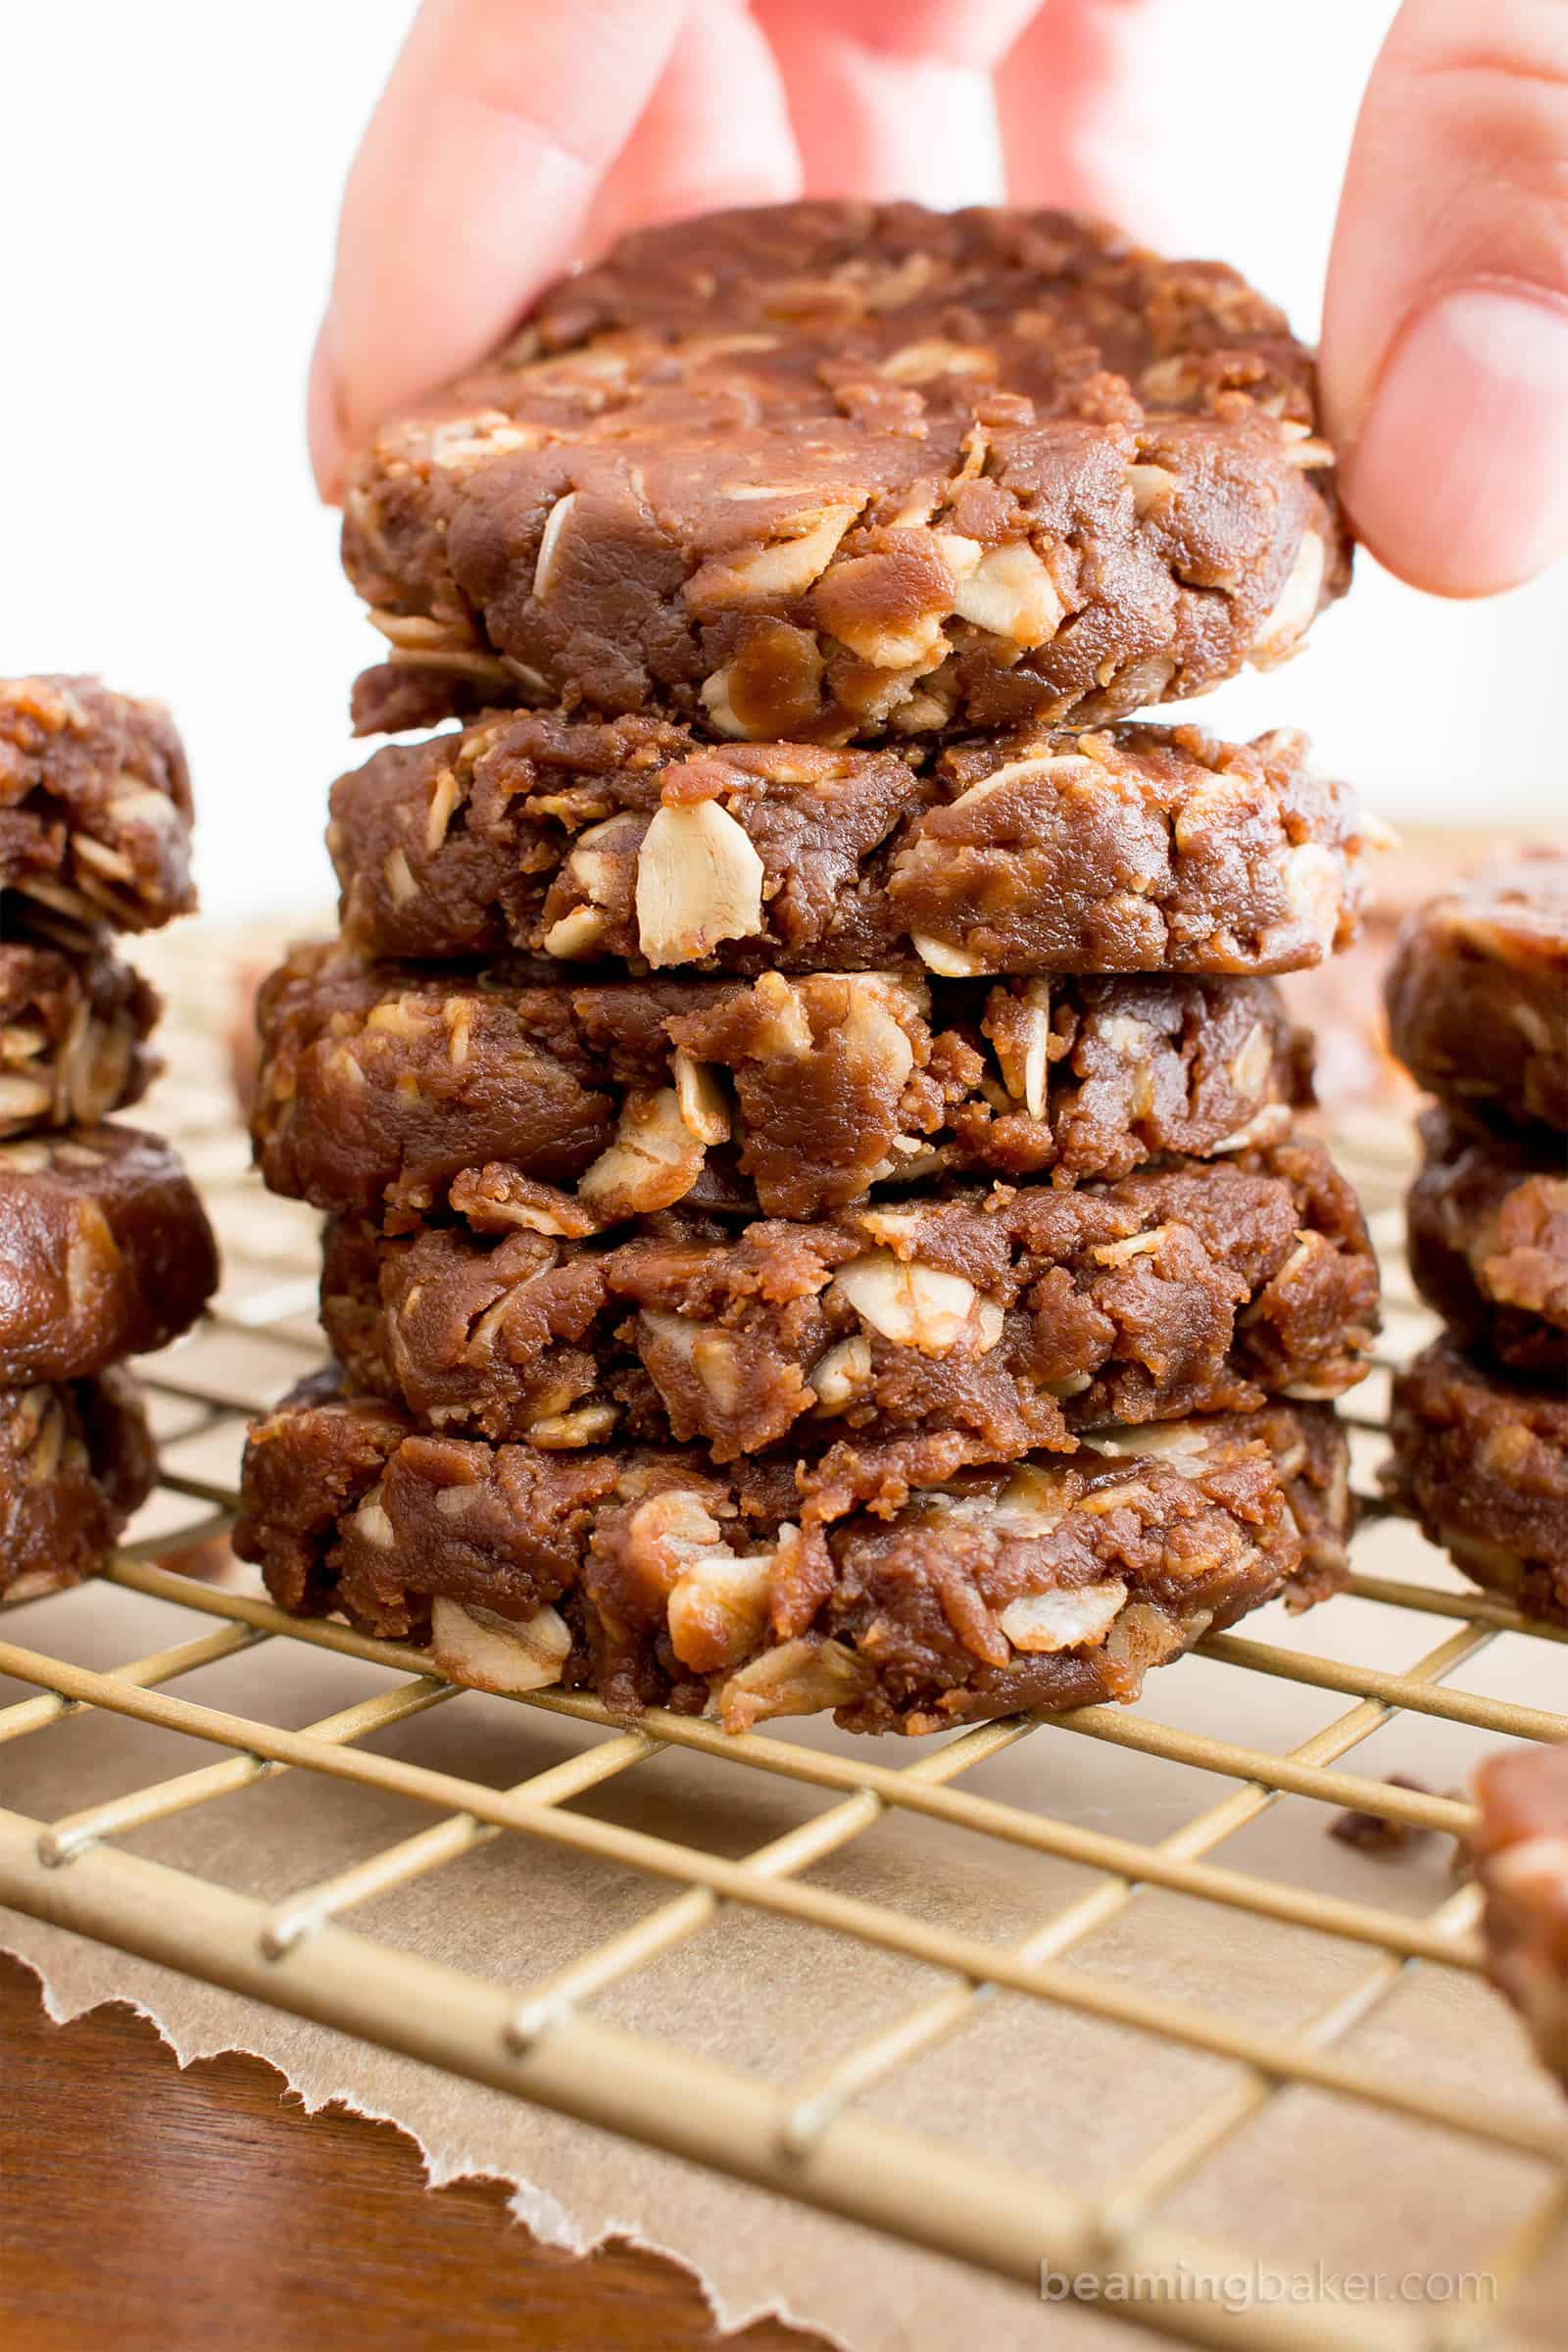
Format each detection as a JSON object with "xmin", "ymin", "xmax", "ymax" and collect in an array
[{"xmin": 1, "ymin": 925, "xmax": 1566, "ymax": 2352}]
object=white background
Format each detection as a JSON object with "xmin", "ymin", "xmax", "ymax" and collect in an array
[{"xmin": 1, "ymin": 1, "xmax": 1560, "ymax": 920}]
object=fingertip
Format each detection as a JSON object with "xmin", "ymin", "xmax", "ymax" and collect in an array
[
  {"xmin": 322, "ymin": 0, "xmax": 689, "ymax": 450},
  {"xmin": 1340, "ymin": 286, "xmax": 1568, "ymax": 598},
  {"xmin": 592, "ymin": 168, "xmax": 801, "ymax": 250},
  {"xmin": 585, "ymin": 0, "xmax": 803, "ymax": 248},
  {"xmin": 308, "ymin": 318, "xmax": 348, "ymax": 506},
  {"xmin": 1321, "ymin": 0, "xmax": 1568, "ymax": 598}
]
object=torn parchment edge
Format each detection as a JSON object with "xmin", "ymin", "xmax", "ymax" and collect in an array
[{"xmin": 1, "ymin": 1921, "xmax": 853, "ymax": 2351}]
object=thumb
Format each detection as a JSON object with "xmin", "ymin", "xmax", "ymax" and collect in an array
[{"xmin": 1322, "ymin": 0, "xmax": 1568, "ymax": 596}]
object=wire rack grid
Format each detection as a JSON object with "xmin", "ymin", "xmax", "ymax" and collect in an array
[{"xmin": 1, "ymin": 929, "xmax": 1565, "ymax": 2352}]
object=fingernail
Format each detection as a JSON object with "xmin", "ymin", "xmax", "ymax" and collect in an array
[{"xmin": 1345, "ymin": 286, "xmax": 1568, "ymax": 595}]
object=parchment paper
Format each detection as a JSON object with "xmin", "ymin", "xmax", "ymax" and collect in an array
[{"xmin": 5, "ymin": 1498, "xmax": 1566, "ymax": 2350}]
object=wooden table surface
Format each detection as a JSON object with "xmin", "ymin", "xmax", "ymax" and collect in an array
[{"xmin": 0, "ymin": 1955, "xmax": 815, "ymax": 2350}]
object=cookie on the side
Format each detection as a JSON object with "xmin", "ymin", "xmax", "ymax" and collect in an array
[
  {"xmin": 0, "ymin": 912, "xmax": 162, "ymax": 1136},
  {"xmin": 1473, "ymin": 1746, "xmax": 1568, "ymax": 2093},
  {"xmin": 343, "ymin": 202, "xmax": 1347, "ymax": 745},
  {"xmin": 1386, "ymin": 1340, "xmax": 1568, "ymax": 1624},
  {"xmin": 0, "ymin": 675, "xmax": 195, "ymax": 934},
  {"xmin": 0, "ymin": 1370, "xmax": 155, "ymax": 1601},
  {"xmin": 1385, "ymin": 850, "xmax": 1568, "ymax": 1134},
  {"xmin": 1406, "ymin": 1109, "xmax": 1568, "ymax": 1377},
  {"xmin": 233, "ymin": 1373, "xmax": 1350, "ymax": 1734},
  {"xmin": 0, "ymin": 1125, "xmax": 219, "ymax": 1382}
]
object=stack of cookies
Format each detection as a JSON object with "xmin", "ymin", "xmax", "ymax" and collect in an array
[
  {"xmin": 0, "ymin": 675, "xmax": 219, "ymax": 1599},
  {"xmin": 1386, "ymin": 851, "xmax": 1568, "ymax": 1626},
  {"xmin": 235, "ymin": 204, "xmax": 1383, "ymax": 1736}
]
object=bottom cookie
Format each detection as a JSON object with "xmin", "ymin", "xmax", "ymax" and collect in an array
[
  {"xmin": 1474, "ymin": 1745, "xmax": 1568, "ymax": 2093},
  {"xmin": 0, "ymin": 1369, "xmax": 156, "ymax": 1600},
  {"xmin": 1386, "ymin": 1341, "xmax": 1568, "ymax": 1623},
  {"xmin": 234, "ymin": 1376, "xmax": 1349, "ymax": 1735}
]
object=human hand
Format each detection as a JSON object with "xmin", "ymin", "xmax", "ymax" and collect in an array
[{"xmin": 310, "ymin": 0, "xmax": 1568, "ymax": 599}]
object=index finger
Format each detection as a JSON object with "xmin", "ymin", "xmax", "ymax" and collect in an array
[
  {"xmin": 1321, "ymin": 0, "xmax": 1568, "ymax": 595},
  {"xmin": 311, "ymin": 0, "xmax": 690, "ymax": 497}
]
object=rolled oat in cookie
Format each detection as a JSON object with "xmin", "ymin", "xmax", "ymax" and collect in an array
[
  {"xmin": 327, "ymin": 710, "xmax": 1369, "ymax": 978},
  {"xmin": 342, "ymin": 201, "xmax": 1347, "ymax": 745},
  {"xmin": 1385, "ymin": 849, "xmax": 1568, "ymax": 1134},
  {"xmin": 0, "ymin": 1368, "xmax": 155, "ymax": 1601},
  {"xmin": 1386, "ymin": 1340, "xmax": 1568, "ymax": 1622},
  {"xmin": 318, "ymin": 1139, "xmax": 1378, "ymax": 1462},
  {"xmin": 251, "ymin": 939, "xmax": 1312, "ymax": 1227},
  {"xmin": 0, "ymin": 1124, "xmax": 219, "ymax": 1383},
  {"xmin": 0, "ymin": 675, "xmax": 195, "ymax": 934},
  {"xmin": 1406, "ymin": 1109, "xmax": 1568, "ymax": 1377},
  {"xmin": 232, "ymin": 1371, "xmax": 1349, "ymax": 1735},
  {"xmin": 0, "ymin": 905, "xmax": 162, "ymax": 1138},
  {"xmin": 1473, "ymin": 1745, "xmax": 1568, "ymax": 2093}
]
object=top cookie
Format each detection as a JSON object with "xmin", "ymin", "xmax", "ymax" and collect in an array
[
  {"xmin": 343, "ymin": 203, "xmax": 1348, "ymax": 746},
  {"xmin": 0, "ymin": 675, "xmax": 195, "ymax": 933},
  {"xmin": 1385, "ymin": 850, "xmax": 1568, "ymax": 1133}
]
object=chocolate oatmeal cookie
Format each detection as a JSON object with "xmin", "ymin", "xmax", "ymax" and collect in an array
[
  {"xmin": 1386, "ymin": 1340, "xmax": 1568, "ymax": 1623},
  {"xmin": 253, "ymin": 940, "xmax": 1311, "ymax": 1227},
  {"xmin": 1385, "ymin": 851, "xmax": 1568, "ymax": 1133},
  {"xmin": 1474, "ymin": 1745, "xmax": 1568, "ymax": 2092},
  {"xmin": 1406, "ymin": 1110, "xmax": 1568, "ymax": 1377},
  {"xmin": 233, "ymin": 1373, "xmax": 1349, "ymax": 1734},
  {"xmin": 343, "ymin": 203, "xmax": 1348, "ymax": 746},
  {"xmin": 318, "ymin": 1140, "xmax": 1378, "ymax": 1461},
  {"xmin": 328, "ymin": 711, "xmax": 1368, "ymax": 977},
  {"xmin": 0, "ymin": 1369, "xmax": 155, "ymax": 1600},
  {"xmin": 0, "ymin": 1125, "xmax": 220, "ymax": 1382},
  {"xmin": 0, "ymin": 910, "xmax": 162, "ymax": 1137},
  {"xmin": 0, "ymin": 675, "xmax": 195, "ymax": 934}
]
